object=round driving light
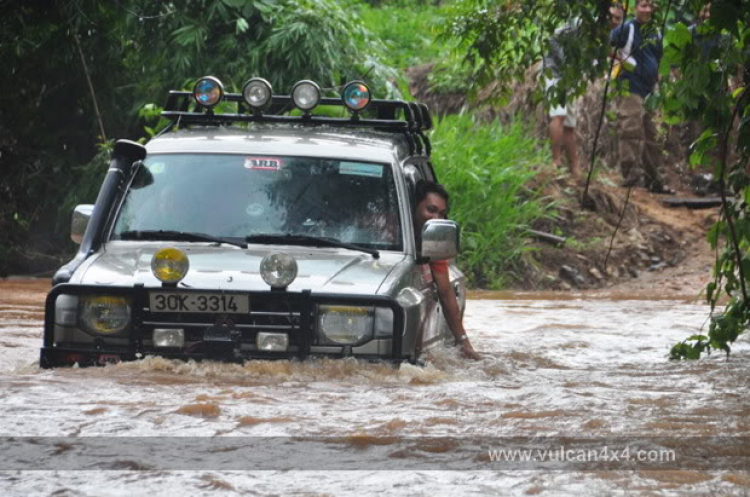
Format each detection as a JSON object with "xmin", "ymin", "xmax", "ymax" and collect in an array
[
  {"xmin": 260, "ymin": 253, "xmax": 298, "ymax": 289},
  {"xmin": 151, "ymin": 247, "xmax": 190, "ymax": 284},
  {"xmin": 291, "ymin": 80, "xmax": 321, "ymax": 112},
  {"xmin": 242, "ymin": 77, "xmax": 273, "ymax": 110},
  {"xmin": 342, "ymin": 81, "xmax": 371, "ymax": 112},
  {"xmin": 193, "ymin": 76, "xmax": 224, "ymax": 108}
]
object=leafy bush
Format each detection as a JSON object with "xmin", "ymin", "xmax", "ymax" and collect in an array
[
  {"xmin": 1, "ymin": 0, "xmax": 407, "ymax": 273},
  {"xmin": 357, "ymin": 0, "xmax": 483, "ymax": 96},
  {"xmin": 127, "ymin": 0, "xmax": 398, "ymax": 102},
  {"xmin": 356, "ymin": 0, "xmax": 451, "ymax": 69},
  {"xmin": 430, "ymin": 114, "xmax": 551, "ymax": 288}
]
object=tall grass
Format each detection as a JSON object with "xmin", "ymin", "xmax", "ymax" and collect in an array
[
  {"xmin": 430, "ymin": 114, "xmax": 551, "ymax": 288},
  {"xmin": 356, "ymin": 0, "xmax": 451, "ymax": 69}
]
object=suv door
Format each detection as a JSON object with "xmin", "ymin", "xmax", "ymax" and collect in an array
[{"xmin": 403, "ymin": 162, "xmax": 443, "ymax": 357}]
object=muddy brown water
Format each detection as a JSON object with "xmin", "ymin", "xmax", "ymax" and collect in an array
[{"xmin": 1, "ymin": 279, "xmax": 748, "ymax": 495}]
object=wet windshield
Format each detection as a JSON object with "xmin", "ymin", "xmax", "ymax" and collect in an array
[{"xmin": 112, "ymin": 154, "xmax": 402, "ymax": 250}]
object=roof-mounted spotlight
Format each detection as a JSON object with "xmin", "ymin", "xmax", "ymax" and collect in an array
[
  {"xmin": 242, "ymin": 77, "xmax": 273, "ymax": 112},
  {"xmin": 193, "ymin": 76, "xmax": 224, "ymax": 108},
  {"xmin": 291, "ymin": 80, "xmax": 321, "ymax": 113},
  {"xmin": 342, "ymin": 81, "xmax": 371, "ymax": 113}
]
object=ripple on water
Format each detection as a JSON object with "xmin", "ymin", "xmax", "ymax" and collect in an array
[
  {"xmin": 502, "ymin": 410, "xmax": 576, "ymax": 419},
  {"xmin": 723, "ymin": 473, "xmax": 750, "ymax": 487},
  {"xmin": 1, "ymin": 284, "xmax": 749, "ymax": 495},
  {"xmin": 380, "ymin": 418, "xmax": 408, "ymax": 433},
  {"xmin": 581, "ymin": 419, "xmax": 609, "ymax": 430},
  {"xmin": 175, "ymin": 403, "xmax": 221, "ymax": 418},
  {"xmin": 198, "ymin": 474, "xmax": 236, "ymax": 492},
  {"xmin": 99, "ymin": 356, "xmax": 449, "ymax": 386},
  {"xmin": 627, "ymin": 397, "xmax": 679, "ymax": 408},
  {"xmin": 83, "ymin": 407, "xmax": 108, "ymax": 416},
  {"xmin": 236, "ymin": 416, "xmax": 297, "ymax": 427},
  {"xmin": 503, "ymin": 351, "xmax": 571, "ymax": 370}
]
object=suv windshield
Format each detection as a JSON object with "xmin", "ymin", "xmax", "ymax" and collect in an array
[{"xmin": 112, "ymin": 154, "xmax": 402, "ymax": 251}]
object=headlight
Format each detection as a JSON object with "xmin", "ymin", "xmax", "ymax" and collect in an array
[
  {"xmin": 317, "ymin": 305, "xmax": 374, "ymax": 345},
  {"xmin": 79, "ymin": 296, "xmax": 131, "ymax": 335},
  {"xmin": 152, "ymin": 247, "xmax": 190, "ymax": 284}
]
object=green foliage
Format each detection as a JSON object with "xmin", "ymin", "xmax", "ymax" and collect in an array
[
  {"xmin": 442, "ymin": 0, "xmax": 750, "ymax": 356},
  {"xmin": 428, "ymin": 53, "xmax": 485, "ymax": 94},
  {"xmin": 59, "ymin": 143, "xmax": 114, "ymax": 225},
  {"xmin": 0, "ymin": 0, "xmax": 401, "ymax": 274},
  {"xmin": 121, "ymin": 0, "xmax": 398, "ymax": 102},
  {"xmin": 430, "ymin": 114, "xmax": 551, "ymax": 288},
  {"xmin": 660, "ymin": 0, "xmax": 750, "ymax": 359},
  {"xmin": 357, "ymin": 0, "xmax": 451, "ymax": 69},
  {"xmin": 442, "ymin": 0, "xmax": 613, "ymax": 102}
]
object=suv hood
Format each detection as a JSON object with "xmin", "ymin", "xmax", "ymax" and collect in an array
[{"xmin": 75, "ymin": 242, "xmax": 406, "ymax": 295}]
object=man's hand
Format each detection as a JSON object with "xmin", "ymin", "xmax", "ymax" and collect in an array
[
  {"xmin": 459, "ymin": 339, "xmax": 482, "ymax": 361},
  {"xmin": 432, "ymin": 268, "xmax": 482, "ymax": 362}
]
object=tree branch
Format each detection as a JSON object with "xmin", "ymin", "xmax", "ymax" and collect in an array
[
  {"xmin": 72, "ymin": 31, "xmax": 107, "ymax": 141},
  {"xmin": 717, "ymin": 85, "xmax": 749, "ymax": 304}
]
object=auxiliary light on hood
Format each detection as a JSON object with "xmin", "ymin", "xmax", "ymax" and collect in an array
[
  {"xmin": 260, "ymin": 252, "xmax": 298, "ymax": 290},
  {"xmin": 151, "ymin": 247, "xmax": 190, "ymax": 284}
]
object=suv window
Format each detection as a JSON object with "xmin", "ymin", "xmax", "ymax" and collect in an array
[{"xmin": 112, "ymin": 154, "xmax": 402, "ymax": 251}]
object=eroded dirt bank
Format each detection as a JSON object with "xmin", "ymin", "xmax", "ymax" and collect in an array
[
  {"xmin": 522, "ymin": 179, "xmax": 718, "ymax": 297},
  {"xmin": 408, "ymin": 63, "xmax": 720, "ymax": 298}
]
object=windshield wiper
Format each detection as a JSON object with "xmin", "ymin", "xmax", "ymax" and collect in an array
[
  {"xmin": 245, "ymin": 234, "xmax": 379, "ymax": 259},
  {"xmin": 119, "ymin": 230, "xmax": 248, "ymax": 249}
]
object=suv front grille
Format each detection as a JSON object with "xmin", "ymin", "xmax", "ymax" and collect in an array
[{"xmin": 141, "ymin": 292, "xmax": 312, "ymax": 349}]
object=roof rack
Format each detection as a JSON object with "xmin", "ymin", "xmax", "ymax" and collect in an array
[{"xmin": 161, "ymin": 86, "xmax": 433, "ymax": 156}]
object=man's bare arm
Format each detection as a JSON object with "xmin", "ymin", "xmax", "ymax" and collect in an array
[{"xmin": 432, "ymin": 269, "xmax": 482, "ymax": 360}]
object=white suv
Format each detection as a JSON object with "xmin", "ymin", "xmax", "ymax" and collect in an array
[{"xmin": 41, "ymin": 77, "xmax": 464, "ymax": 368}]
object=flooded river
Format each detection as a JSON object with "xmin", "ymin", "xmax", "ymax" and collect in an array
[{"xmin": 1, "ymin": 279, "xmax": 748, "ymax": 495}]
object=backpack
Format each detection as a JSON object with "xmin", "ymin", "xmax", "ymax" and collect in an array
[{"xmin": 611, "ymin": 23, "xmax": 636, "ymax": 79}]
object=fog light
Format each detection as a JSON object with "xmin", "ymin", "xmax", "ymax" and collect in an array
[
  {"xmin": 256, "ymin": 332, "xmax": 289, "ymax": 352},
  {"xmin": 153, "ymin": 328, "xmax": 185, "ymax": 348},
  {"xmin": 151, "ymin": 247, "xmax": 190, "ymax": 284},
  {"xmin": 259, "ymin": 252, "xmax": 298, "ymax": 289}
]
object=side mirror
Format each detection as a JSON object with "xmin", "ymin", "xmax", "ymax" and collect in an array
[
  {"xmin": 420, "ymin": 219, "xmax": 460, "ymax": 261},
  {"xmin": 71, "ymin": 205, "xmax": 94, "ymax": 244}
]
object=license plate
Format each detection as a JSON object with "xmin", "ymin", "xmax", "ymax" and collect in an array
[{"xmin": 149, "ymin": 292, "xmax": 249, "ymax": 314}]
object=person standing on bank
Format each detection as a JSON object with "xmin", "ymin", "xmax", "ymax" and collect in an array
[
  {"xmin": 543, "ymin": 19, "xmax": 583, "ymax": 181},
  {"xmin": 611, "ymin": 0, "xmax": 672, "ymax": 193},
  {"xmin": 413, "ymin": 181, "xmax": 482, "ymax": 361}
]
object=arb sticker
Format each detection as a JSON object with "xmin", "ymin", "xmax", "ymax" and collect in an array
[{"xmin": 244, "ymin": 157, "xmax": 282, "ymax": 170}]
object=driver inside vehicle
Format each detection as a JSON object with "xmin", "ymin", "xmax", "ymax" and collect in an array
[
  {"xmin": 127, "ymin": 182, "xmax": 196, "ymax": 233},
  {"xmin": 347, "ymin": 199, "xmax": 399, "ymax": 245}
]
